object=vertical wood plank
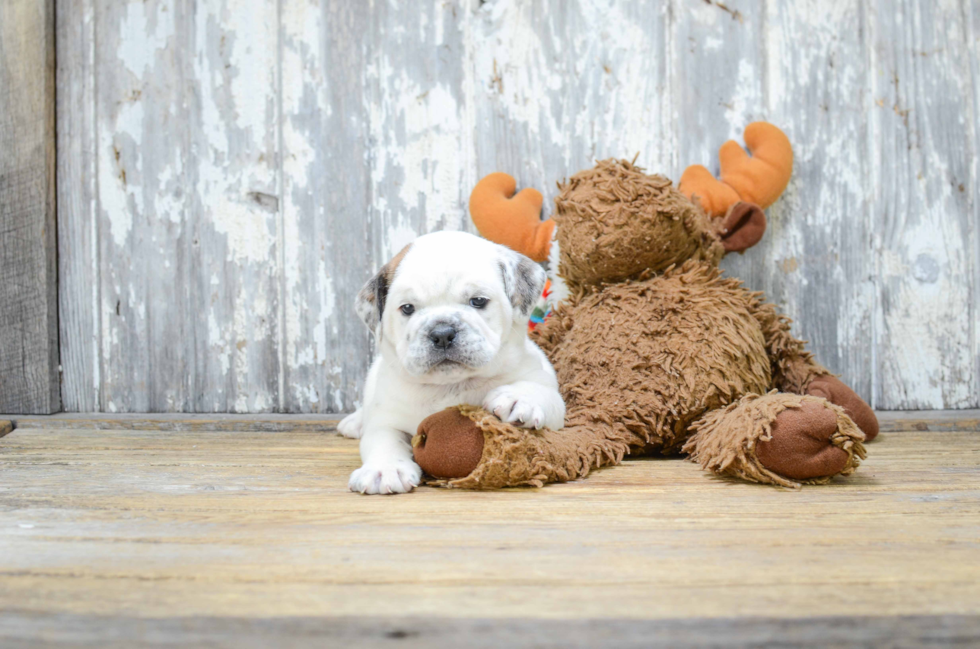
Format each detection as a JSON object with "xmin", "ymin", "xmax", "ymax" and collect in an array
[
  {"xmin": 91, "ymin": 0, "xmax": 281, "ymax": 412},
  {"xmin": 363, "ymin": 1, "xmax": 473, "ymax": 244},
  {"xmin": 0, "ymin": 0, "xmax": 60, "ymax": 414},
  {"xmin": 869, "ymin": 0, "xmax": 978, "ymax": 408},
  {"xmin": 967, "ymin": 0, "xmax": 980, "ymax": 407},
  {"xmin": 674, "ymin": 0, "xmax": 875, "ymax": 403},
  {"xmin": 93, "ymin": 0, "xmax": 179, "ymax": 411},
  {"xmin": 280, "ymin": 0, "xmax": 372, "ymax": 413},
  {"xmin": 468, "ymin": 0, "xmax": 672, "ymax": 215},
  {"xmin": 184, "ymin": 0, "xmax": 282, "ymax": 412},
  {"xmin": 759, "ymin": 0, "xmax": 875, "ymax": 403},
  {"xmin": 280, "ymin": 0, "xmax": 470, "ymax": 412},
  {"xmin": 672, "ymin": 0, "xmax": 763, "ymax": 179},
  {"xmin": 57, "ymin": 0, "xmax": 100, "ymax": 411}
]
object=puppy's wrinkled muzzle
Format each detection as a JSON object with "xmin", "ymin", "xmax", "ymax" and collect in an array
[{"xmin": 404, "ymin": 313, "xmax": 496, "ymax": 379}]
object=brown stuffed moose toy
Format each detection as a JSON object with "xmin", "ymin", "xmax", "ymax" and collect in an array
[{"xmin": 411, "ymin": 122, "xmax": 878, "ymax": 489}]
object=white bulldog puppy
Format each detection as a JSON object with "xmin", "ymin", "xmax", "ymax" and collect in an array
[{"xmin": 339, "ymin": 231, "xmax": 565, "ymax": 495}]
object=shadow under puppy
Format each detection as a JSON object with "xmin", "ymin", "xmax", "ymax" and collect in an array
[{"xmin": 339, "ymin": 231, "xmax": 565, "ymax": 494}]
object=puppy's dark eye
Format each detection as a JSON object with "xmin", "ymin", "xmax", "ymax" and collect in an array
[
  {"xmin": 399, "ymin": 304, "xmax": 415, "ymax": 316},
  {"xmin": 469, "ymin": 297, "xmax": 489, "ymax": 309}
]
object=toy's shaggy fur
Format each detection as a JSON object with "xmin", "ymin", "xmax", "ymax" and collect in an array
[
  {"xmin": 415, "ymin": 144, "xmax": 877, "ymax": 489},
  {"xmin": 685, "ymin": 392, "xmax": 866, "ymax": 488},
  {"xmin": 422, "ymin": 405, "xmax": 628, "ymax": 490},
  {"xmin": 553, "ymin": 160, "xmax": 724, "ymax": 287}
]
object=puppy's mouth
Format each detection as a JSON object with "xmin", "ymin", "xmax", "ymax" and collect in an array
[
  {"xmin": 426, "ymin": 353, "xmax": 473, "ymax": 371},
  {"xmin": 416, "ymin": 347, "xmax": 490, "ymax": 376},
  {"xmin": 434, "ymin": 359, "xmax": 462, "ymax": 367}
]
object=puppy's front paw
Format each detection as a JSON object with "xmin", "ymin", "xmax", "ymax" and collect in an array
[
  {"xmin": 348, "ymin": 459, "xmax": 422, "ymax": 495},
  {"xmin": 338, "ymin": 410, "xmax": 363, "ymax": 439},
  {"xmin": 483, "ymin": 388, "xmax": 546, "ymax": 429}
]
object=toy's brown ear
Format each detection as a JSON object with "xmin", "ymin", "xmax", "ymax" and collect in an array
[{"xmin": 718, "ymin": 202, "xmax": 766, "ymax": 253}]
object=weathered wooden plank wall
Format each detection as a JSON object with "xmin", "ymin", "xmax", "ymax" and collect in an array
[
  {"xmin": 56, "ymin": 0, "xmax": 979, "ymax": 413},
  {"xmin": 1, "ymin": 0, "xmax": 60, "ymax": 414},
  {"xmin": 871, "ymin": 0, "xmax": 978, "ymax": 409}
]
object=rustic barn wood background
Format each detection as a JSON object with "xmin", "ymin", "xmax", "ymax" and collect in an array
[
  {"xmin": 0, "ymin": 0, "xmax": 59, "ymax": 414},
  {"xmin": 51, "ymin": 0, "xmax": 978, "ymax": 414}
]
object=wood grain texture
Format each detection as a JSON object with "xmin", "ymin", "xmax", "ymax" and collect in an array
[
  {"xmin": 56, "ymin": 0, "xmax": 99, "ymax": 412},
  {"xmin": 278, "ymin": 1, "xmax": 472, "ymax": 413},
  {"xmin": 469, "ymin": 1, "xmax": 672, "ymax": 209},
  {"xmin": 0, "ymin": 424, "xmax": 978, "ymax": 644},
  {"xmin": 4, "ymin": 411, "xmax": 966, "ymax": 433},
  {"xmin": 0, "ymin": 0, "xmax": 60, "ymax": 414},
  {"xmin": 869, "ymin": 0, "xmax": 978, "ymax": 409},
  {"xmin": 7, "ymin": 412, "xmax": 341, "ymax": 432},
  {"xmin": 876, "ymin": 408, "xmax": 980, "ymax": 432},
  {"xmin": 707, "ymin": 1, "xmax": 876, "ymax": 402},
  {"xmin": 1, "ymin": 407, "xmax": 977, "ymax": 432},
  {"xmin": 55, "ymin": 0, "xmax": 980, "ymax": 412},
  {"xmin": 972, "ymin": 0, "xmax": 980, "ymax": 404},
  {"xmin": 61, "ymin": 0, "xmax": 283, "ymax": 413},
  {"xmin": 2, "ymin": 613, "xmax": 978, "ymax": 648}
]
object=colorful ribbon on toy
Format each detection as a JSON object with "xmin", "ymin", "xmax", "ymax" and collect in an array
[{"xmin": 528, "ymin": 278, "xmax": 554, "ymax": 333}]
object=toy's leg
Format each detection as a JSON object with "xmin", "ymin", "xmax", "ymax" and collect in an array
[
  {"xmin": 748, "ymin": 300, "xmax": 878, "ymax": 441},
  {"xmin": 412, "ymin": 406, "xmax": 633, "ymax": 489},
  {"xmin": 804, "ymin": 375, "xmax": 878, "ymax": 441},
  {"xmin": 683, "ymin": 392, "xmax": 866, "ymax": 488}
]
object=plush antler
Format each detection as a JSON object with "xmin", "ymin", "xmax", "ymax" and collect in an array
[
  {"xmin": 469, "ymin": 173, "xmax": 555, "ymax": 262},
  {"xmin": 679, "ymin": 122, "xmax": 793, "ymax": 218}
]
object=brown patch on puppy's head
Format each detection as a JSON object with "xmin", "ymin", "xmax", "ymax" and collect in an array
[
  {"xmin": 553, "ymin": 159, "xmax": 725, "ymax": 288},
  {"xmin": 355, "ymin": 243, "xmax": 413, "ymax": 333}
]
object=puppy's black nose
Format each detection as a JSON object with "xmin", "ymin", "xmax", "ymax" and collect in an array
[{"xmin": 428, "ymin": 324, "xmax": 457, "ymax": 349}]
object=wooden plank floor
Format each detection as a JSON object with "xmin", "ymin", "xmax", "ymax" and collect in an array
[{"xmin": 1, "ymin": 418, "xmax": 979, "ymax": 647}]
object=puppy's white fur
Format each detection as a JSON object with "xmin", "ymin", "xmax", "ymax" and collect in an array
[{"xmin": 341, "ymin": 231, "xmax": 565, "ymax": 495}]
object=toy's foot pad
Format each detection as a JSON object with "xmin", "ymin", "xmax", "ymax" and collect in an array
[
  {"xmin": 806, "ymin": 375, "xmax": 879, "ymax": 441},
  {"xmin": 413, "ymin": 408, "xmax": 485, "ymax": 479},
  {"xmin": 756, "ymin": 401, "xmax": 849, "ymax": 480}
]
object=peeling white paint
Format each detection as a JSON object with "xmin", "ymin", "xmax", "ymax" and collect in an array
[
  {"xmin": 61, "ymin": 0, "xmax": 979, "ymax": 413},
  {"xmin": 724, "ymin": 60, "xmax": 760, "ymax": 139},
  {"xmin": 192, "ymin": 3, "xmax": 277, "ymax": 266},
  {"xmin": 386, "ymin": 223, "xmax": 419, "ymax": 257},
  {"xmin": 99, "ymin": 99, "xmax": 144, "ymax": 247},
  {"xmin": 118, "ymin": 1, "xmax": 173, "ymax": 77}
]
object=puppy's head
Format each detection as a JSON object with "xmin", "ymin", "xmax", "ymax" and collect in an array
[{"xmin": 356, "ymin": 231, "xmax": 545, "ymax": 383}]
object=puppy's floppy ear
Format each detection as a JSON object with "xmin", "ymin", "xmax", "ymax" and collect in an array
[
  {"xmin": 498, "ymin": 247, "xmax": 547, "ymax": 323},
  {"xmin": 354, "ymin": 272, "xmax": 386, "ymax": 333},
  {"xmin": 355, "ymin": 244, "xmax": 412, "ymax": 333}
]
